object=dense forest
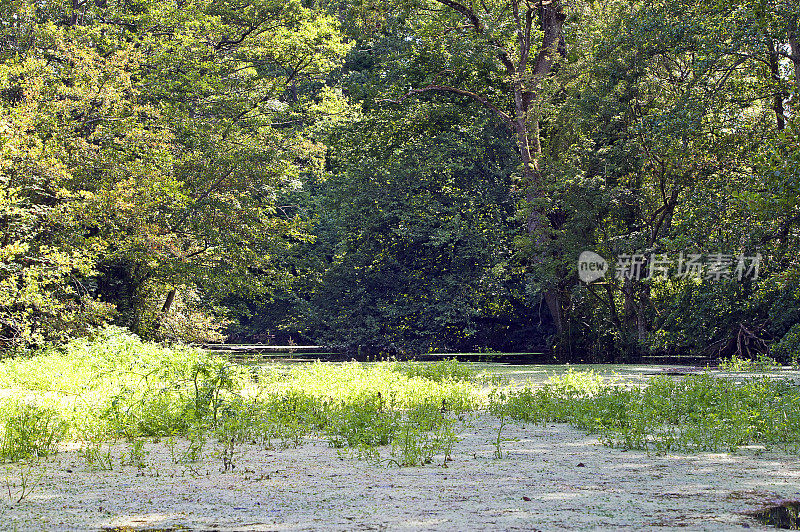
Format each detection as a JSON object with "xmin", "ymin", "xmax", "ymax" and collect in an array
[{"xmin": 1, "ymin": 0, "xmax": 799, "ymax": 362}]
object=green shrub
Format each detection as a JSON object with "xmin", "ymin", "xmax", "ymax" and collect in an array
[
  {"xmin": 259, "ymin": 390, "xmax": 325, "ymax": 448},
  {"xmin": 388, "ymin": 401, "xmax": 461, "ymax": 466},
  {"xmin": 10, "ymin": 331, "xmax": 800, "ymax": 466},
  {"xmin": 491, "ymin": 371, "xmax": 800, "ymax": 454},
  {"xmin": 259, "ymin": 360, "xmax": 478, "ymax": 412},
  {"xmin": 0, "ymin": 402, "xmax": 68, "ymax": 462},
  {"xmin": 718, "ymin": 353, "xmax": 780, "ymax": 372},
  {"xmin": 99, "ymin": 353, "xmax": 246, "ymax": 439},
  {"xmin": 324, "ymin": 392, "xmax": 399, "ymax": 448},
  {"xmin": 395, "ymin": 359, "xmax": 477, "ymax": 383},
  {"xmin": 323, "ymin": 394, "xmax": 462, "ymax": 466},
  {"xmin": 0, "ymin": 326, "xmax": 214, "ymax": 397},
  {"xmin": 771, "ymin": 322, "xmax": 800, "ymax": 365},
  {"xmin": 490, "ymin": 369, "xmax": 605, "ymax": 424},
  {"xmin": 718, "ymin": 354, "xmax": 756, "ymax": 372}
]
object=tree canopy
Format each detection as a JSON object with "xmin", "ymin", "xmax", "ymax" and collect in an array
[{"xmin": 1, "ymin": 0, "xmax": 799, "ymax": 360}]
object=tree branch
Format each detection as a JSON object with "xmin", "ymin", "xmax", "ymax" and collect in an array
[
  {"xmin": 430, "ymin": 0, "xmax": 517, "ymax": 76},
  {"xmin": 531, "ymin": 1, "xmax": 567, "ymax": 78},
  {"xmin": 431, "ymin": 0, "xmax": 485, "ymax": 32}
]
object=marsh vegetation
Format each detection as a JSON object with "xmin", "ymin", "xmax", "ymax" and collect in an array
[{"xmin": 1, "ymin": 328, "xmax": 799, "ymax": 486}]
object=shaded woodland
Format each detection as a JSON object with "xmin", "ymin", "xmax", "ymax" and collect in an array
[{"xmin": 1, "ymin": 0, "xmax": 799, "ymax": 361}]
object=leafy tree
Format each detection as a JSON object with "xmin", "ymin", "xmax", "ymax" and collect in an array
[
  {"xmin": 545, "ymin": 0, "xmax": 800, "ymax": 359},
  {"xmin": 258, "ymin": 98, "xmax": 539, "ymax": 353},
  {"xmin": 359, "ymin": 0, "xmax": 575, "ymax": 340},
  {"xmin": 0, "ymin": 0, "xmax": 350, "ymax": 346}
]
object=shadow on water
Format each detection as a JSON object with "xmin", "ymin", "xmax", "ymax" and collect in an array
[{"xmin": 747, "ymin": 500, "xmax": 800, "ymax": 529}]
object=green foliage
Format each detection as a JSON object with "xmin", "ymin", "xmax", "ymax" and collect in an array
[
  {"xmin": 0, "ymin": 0, "xmax": 798, "ymax": 362},
  {"xmin": 0, "ymin": 0, "xmax": 351, "ymax": 348},
  {"xmin": 0, "ymin": 328, "xmax": 484, "ymax": 468},
  {"xmin": 258, "ymin": 360, "xmax": 479, "ymax": 413},
  {"xmin": 121, "ymin": 439, "xmax": 149, "ymax": 470},
  {"xmin": 0, "ymin": 402, "xmax": 67, "ymax": 463},
  {"xmin": 167, "ymin": 430, "xmax": 206, "ymax": 465},
  {"xmin": 0, "ymin": 326, "xmax": 240, "ymax": 439},
  {"xmin": 718, "ymin": 354, "xmax": 757, "ymax": 372},
  {"xmin": 274, "ymin": 80, "xmax": 536, "ymax": 353},
  {"xmin": 255, "ymin": 390, "xmax": 325, "ymax": 449},
  {"xmin": 489, "ymin": 369, "xmax": 604, "ymax": 424},
  {"xmin": 510, "ymin": 0, "xmax": 800, "ymax": 359},
  {"xmin": 718, "ymin": 353, "xmax": 781, "ymax": 372},
  {"xmin": 324, "ymin": 392, "xmax": 398, "ymax": 448},
  {"xmin": 493, "ymin": 372, "xmax": 800, "ymax": 454},
  {"xmin": 5, "ymin": 332, "xmax": 800, "ymax": 473},
  {"xmin": 394, "ymin": 359, "xmax": 477, "ymax": 383},
  {"xmin": 389, "ymin": 402, "xmax": 460, "ymax": 467},
  {"xmin": 595, "ymin": 375, "xmax": 800, "ymax": 454},
  {"xmin": 0, "ymin": 328, "xmax": 485, "ymax": 470},
  {"xmin": 771, "ymin": 323, "xmax": 800, "ymax": 365},
  {"xmin": 79, "ymin": 436, "xmax": 114, "ymax": 471},
  {"xmin": 493, "ymin": 416, "xmax": 507, "ymax": 460}
]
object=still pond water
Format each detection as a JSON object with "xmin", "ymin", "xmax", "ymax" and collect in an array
[{"xmin": 234, "ymin": 353, "xmax": 800, "ymax": 386}]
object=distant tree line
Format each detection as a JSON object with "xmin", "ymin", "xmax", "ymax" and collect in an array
[{"xmin": 1, "ymin": 0, "xmax": 798, "ymax": 361}]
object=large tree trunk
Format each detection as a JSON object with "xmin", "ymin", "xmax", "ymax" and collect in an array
[
  {"xmin": 69, "ymin": 0, "xmax": 80, "ymax": 26},
  {"xmin": 161, "ymin": 288, "xmax": 177, "ymax": 316},
  {"xmin": 543, "ymin": 288, "xmax": 563, "ymax": 338},
  {"xmin": 768, "ymin": 39, "xmax": 787, "ymax": 130},
  {"xmin": 524, "ymin": 3, "xmax": 567, "ymax": 344}
]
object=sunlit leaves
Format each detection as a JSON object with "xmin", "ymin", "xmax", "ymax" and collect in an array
[{"xmin": 0, "ymin": 0, "xmax": 351, "ymax": 345}]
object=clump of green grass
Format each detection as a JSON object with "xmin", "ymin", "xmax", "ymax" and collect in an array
[
  {"xmin": 490, "ymin": 369, "xmax": 605, "ymax": 424},
  {"xmin": 718, "ymin": 353, "xmax": 781, "ymax": 372},
  {"xmin": 324, "ymin": 395, "xmax": 462, "ymax": 467},
  {"xmin": 0, "ymin": 327, "xmax": 246, "ymax": 445},
  {"xmin": 493, "ymin": 372, "xmax": 800, "ymax": 454},
  {"xmin": 257, "ymin": 390, "xmax": 327, "ymax": 448},
  {"xmin": 258, "ymin": 360, "xmax": 479, "ymax": 412},
  {"xmin": 0, "ymin": 401, "xmax": 68, "ymax": 462},
  {"xmin": 388, "ymin": 401, "xmax": 461, "ymax": 467},
  {"xmin": 324, "ymin": 391, "xmax": 398, "ymax": 449},
  {"xmin": 256, "ymin": 362, "xmax": 474, "ymax": 466},
  {"xmin": 394, "ymin": 358, "xmax": 477, "ymax": 383},
  {"xmin": 0, "ymin": 326, "xmax": 211, "ymax": 395},
  {"xmin": 98, "ymin": 346, "xmax": 249, "ymax": 440}
]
